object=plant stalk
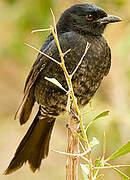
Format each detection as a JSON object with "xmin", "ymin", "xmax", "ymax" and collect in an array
[{"xmin": 66, "ymin": 104, "xmax": 80, "ymax": 180}]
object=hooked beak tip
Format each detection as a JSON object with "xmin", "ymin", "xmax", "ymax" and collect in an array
[{"xmin": 98, "ymin": 14, "xmax": 122, "ymax": 24}]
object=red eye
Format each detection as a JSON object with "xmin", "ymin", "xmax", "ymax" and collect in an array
[{"xmin": 86, "ymin": 14, "xmax": 93, "ymax": 21}]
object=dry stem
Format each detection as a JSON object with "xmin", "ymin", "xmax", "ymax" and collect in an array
[
  {"xmin": 66, "ymin": 105, "xmax": 80, "ymax": 180},
  {"xmin": 50, "ymin": 10, "xmax": 91, "ymax": 179},
  {"xmin": 31, "ymin": 28, "xmax": 52, "ymax": 33}
]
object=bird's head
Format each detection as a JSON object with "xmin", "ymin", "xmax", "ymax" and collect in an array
[{"xmin": 57, "ymin": 4, "xmax": 122, "ymax": 35}]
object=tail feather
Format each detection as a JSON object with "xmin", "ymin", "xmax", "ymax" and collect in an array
[
  {"xmin": 14, "ymin": 86, "xmax": 35, "ymax": 125},
  {"xmin": 4, "ymin": 109, "xmax": 55, "ymax": 175}
]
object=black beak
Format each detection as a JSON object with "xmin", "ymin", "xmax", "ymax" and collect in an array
[{"xmin": 97, "ymin": 14, "xmax": 122, "ymax": 24}]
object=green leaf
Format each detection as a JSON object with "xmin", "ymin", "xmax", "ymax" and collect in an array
[
  {"xmin": 85, "ymin": 111, "xmax": 110, "ymax": 130},
  {"xmin": 93, "ymin": 111, "xmax": 110, "ymax": 121},
  {"xmin": 113, "ymin": 167, "xmax": 130, "ymax": 180},
  {"xmin": 84, "ymin": 110, "xmax": 109, "ymax": 122},
  {"xmin": 106, "ymin": 163, "xmax": 130, "ymax": 180},
  {"xmin": 80, "ymin": 164, "xmax": 89, "ymax": 180},
  {"xmin": 90, "ymin": 137, "xmax": 99, "ymax": 148},
  {"xmin": 106, "ymin": 141, "xmax": 130, "ymax": 161},
  {"xmin": 45, "ymin": 77, "xmax": 67, "ymax": 92}
]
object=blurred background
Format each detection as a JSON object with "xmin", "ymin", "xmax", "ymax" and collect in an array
[{"xmin": 0, "ymin": 0, "xmax": 130, "ymax": 179}]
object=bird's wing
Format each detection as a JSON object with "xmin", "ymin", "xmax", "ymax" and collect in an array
[
  {"xmin": 24, "ymin": 31, "xmax": 81, "ymax": 95},
  {"xmin": 15, "ymin": 52, "xmax": 51, "ymax": 121},
  {"xmin": 24, "ymin": 33, "xmax": 54, "ymax": 94},
  {"xmin": 15, "ymin": 31, "xmax": 82, "ymax": 120},
  {"xmin": 15, "ymin": 34, "xmax": 55, "ymax": 121},
  {"xmin": 104, "ymin": 46, "xmax": 111, "ymax": 76},
  {"xmin": 24, "ymin": 52, "xmax": 51, "ymax": 95}
]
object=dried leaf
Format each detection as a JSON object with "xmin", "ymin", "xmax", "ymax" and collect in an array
[{"xmin": 45, "ymin": 77, "xmax": 67, "ymax": 92}]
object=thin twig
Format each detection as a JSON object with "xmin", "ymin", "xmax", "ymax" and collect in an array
[
  {"xmin": 93, "ymin": 169, "xmax": 100, "ymax": 180},
  {"xmin": 71, "ymin": 42, "xmax": 91, "ymax": 77},
  {"xmin": 50, "ymin": 8, "xmax": 58, "ymax": 37},
  {"xmin": 51, "ymin": 148, "xmax": 89, "ymax": 163},
  {"xmin": 79, "ymin": 140, "xmax": 86, "ymax": 152},
  {"xmin": 102, "ymin": 131, "xmax": 106, "ymax": 161},
  {"xmin": 24, "ymin": 43, "xmax": 61, "ymax": 65},
  {"xmin": 80, "ymin": 156, "xmax": 89, "ymax": 163},
  {"xmin": 51, "ymin": 148, "xmax": 79, "ymax": 157},
  {"xmin": 31, "ymin": 28, "xmax": 52, "ymax": 33},
  {"xmin": 51, "ymin": 148, "xmax": 90, "ymax": 157},
  {"xmin": 63, "ymin": 49, "xmax": 71, "ymax": 56},
  {"xmin": 93, "ymin": 165, "xmax": 130, "ymax": 170}
]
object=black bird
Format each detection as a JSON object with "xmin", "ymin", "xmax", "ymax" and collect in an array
[{"xmin": 4, "ymin": 4, "xmax": 121, "ymax": 174}]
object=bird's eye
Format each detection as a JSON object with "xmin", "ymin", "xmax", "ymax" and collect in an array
[{"xmin": 86, "ymin": 14, "xmax": 94, "ymax": 21}]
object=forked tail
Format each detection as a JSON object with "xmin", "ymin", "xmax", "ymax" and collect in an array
[{"xmin": 4, "ymin": 108, "xmax": 55, "ymax": 174}]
